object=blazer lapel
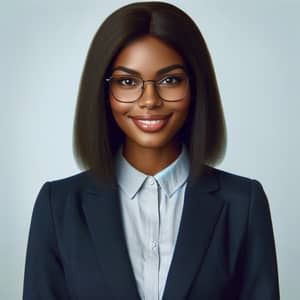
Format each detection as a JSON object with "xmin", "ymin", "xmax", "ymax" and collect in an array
[
  {"xmin": 82, "ymin": 184, "xmax": 141, "ymax": 300},
  {"xmin": 162, "ymin": 168, "xmax": 224, "ymax": 300}
]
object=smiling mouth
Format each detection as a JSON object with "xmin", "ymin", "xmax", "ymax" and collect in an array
[{"xmin": 131, "ymin": 116, "xmax": 171, "ymax": 132}]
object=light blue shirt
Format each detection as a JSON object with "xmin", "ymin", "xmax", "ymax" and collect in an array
[{"xmin": 115, "ymin": 144, "xmax": 190, "ymax": 300}]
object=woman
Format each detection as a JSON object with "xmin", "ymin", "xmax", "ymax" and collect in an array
[{"xmin": 23, "ymin": 2, "xmax": 280, "ymax": 299}]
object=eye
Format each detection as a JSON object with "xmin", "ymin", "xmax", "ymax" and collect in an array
[
  {"xmin": 115, "ymin": 76, "xmax": 139, "ymax": 88},
  {"xmin": 159, "ymin": 75, "xmax": 184, "ymax": 86}
]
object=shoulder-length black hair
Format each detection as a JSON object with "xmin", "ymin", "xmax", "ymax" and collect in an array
[{"xmin": 73, "ymin": 1, "xmax": 226, "ymax": 188}]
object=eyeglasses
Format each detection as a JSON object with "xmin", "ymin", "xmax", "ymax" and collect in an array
[{"xmin": 105, "ymin": 73, "xmax": 189, "ymax": 103}]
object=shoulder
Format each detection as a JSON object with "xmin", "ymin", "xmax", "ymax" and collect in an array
[
  {"xmin": 32, "ymin": 170, "xmax": 105, "ymax": 222},
  {"xmin": 213, "ymin": 166, "xmax": 257, "ymax": 188},
  {"xmin": 205, "ymin": 165, "xmax": 265, "ymax": 203},
  {"xmin": 35, "ymin": 170, "xmax": 100, "ymax": 208},
  {"xmin": 48, "ymin": 170, "xmax": 94, "ymax": 193},
  {"xmin": 204, "ymin": 167, "xmax": 271, "ymax": 229}
]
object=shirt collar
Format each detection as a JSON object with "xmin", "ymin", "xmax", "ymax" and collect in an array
[{"xmin": 115, "ymin": 144, "xmax": 190, "ymax": 199}]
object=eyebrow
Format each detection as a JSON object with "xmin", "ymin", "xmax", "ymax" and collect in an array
[{"xmin": 110, "ymin": 64, "xmax": 186, "ymax": 76}]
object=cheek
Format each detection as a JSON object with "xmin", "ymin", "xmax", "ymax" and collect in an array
[
  {"xmin": 109, "ymin": 97, "xmax": 126, "ymax": 114},
  {"xmin": 175, "ymin": 98, "xmax": 190, "ymax": 111},
  {"xmin": 109, "ymin": 98, "xmax": 133, "ymax": 133},
  {"xmin": 173, "ymin": 96, "xmax": 191, "ymax": 122},
  {"xmin": 109, "ymin": 97, "xmax": 129, "ymax": 121}
]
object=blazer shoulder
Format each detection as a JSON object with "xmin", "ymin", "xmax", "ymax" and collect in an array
[
  {"xmin": 40, "ymin": 170, "xmax": 98, "ymax": 203},
  {"xmin": 50, "ymin": 170, "xmax": 91, "ymax": 189},
  {"xmin": 208, "ymin": 166, "xmax": 262, "ymax": 202},
  {"xmin": 212, "ymin": 166, "xmax": 255, "ymax": 185},
  {"xmin": 33, "ymin": 170, "xmax": 103, "ymax": 219}
]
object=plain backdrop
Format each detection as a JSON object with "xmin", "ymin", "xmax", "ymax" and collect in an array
[{"xmin": 1, "ymin": 0, "xmax": 299, "ymax": 298}]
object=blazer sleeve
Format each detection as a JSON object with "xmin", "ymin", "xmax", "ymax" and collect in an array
[
  {"xmin": 238, "ymin": 180, "xmax": 280, "ymax": 300},
  {"xmin": 23, "ymin": 182, "xmax": 71, "ymax": 300}
]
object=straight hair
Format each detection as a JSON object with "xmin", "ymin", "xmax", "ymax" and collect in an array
[{"xmin": 73, "ymin": 1, "xmax": 227, "ymax": 188}]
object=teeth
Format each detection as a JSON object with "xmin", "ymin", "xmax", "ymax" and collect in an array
[{"xmin": 137, "ymin": 120, "xmax": 163, "ymax": 124}]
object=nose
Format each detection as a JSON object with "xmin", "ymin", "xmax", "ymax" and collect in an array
[{"xmin": 137, "ymin": 80, "xmax": 163, "ymax": 108}]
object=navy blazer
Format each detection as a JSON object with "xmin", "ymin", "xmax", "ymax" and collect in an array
[{"xmin": 23, "ymin": 166, "xmax": 280, "ymax": 299}]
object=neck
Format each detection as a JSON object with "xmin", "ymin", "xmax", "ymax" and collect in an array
[{"xmin": 122, "ymin": 139, "xmax": 182, "ymax": 176}]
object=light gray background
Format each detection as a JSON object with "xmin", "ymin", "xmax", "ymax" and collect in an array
[{"xmin": 1, "ymin": 0, "xmax": 299, "ymax": 298}]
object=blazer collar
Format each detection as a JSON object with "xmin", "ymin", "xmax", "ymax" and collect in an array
[{"xmin": 82, "ymin": 166, "xmax": 224, "ymax": 300}]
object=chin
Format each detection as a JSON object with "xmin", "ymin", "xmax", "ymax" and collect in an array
[
  {"xmin": 127, "ymin": 133, "xmax": 179, "ymax": 150},
  {"xmin": 129, "ymin": 139, "xmax": 167, "ymax": 149}
]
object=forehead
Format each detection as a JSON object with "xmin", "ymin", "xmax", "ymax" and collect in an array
[{"xmin": 111, "ymin": 35, "xmax": 186, "ymax": 76}]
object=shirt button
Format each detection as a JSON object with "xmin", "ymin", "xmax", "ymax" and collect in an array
[
  {"xmin": 152, "ymin": 240, "xmax": 158, "ymax": 250},
  {"xmin": 149, "ymin": 177, "xmax": 154, "ymax": 185}
]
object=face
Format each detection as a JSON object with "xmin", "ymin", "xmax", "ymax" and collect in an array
[{"xmin": 108, "ymin": 35, "xmax": 191, "ymax": 151}]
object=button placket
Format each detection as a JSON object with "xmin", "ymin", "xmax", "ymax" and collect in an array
[{"xmin": 144, "ymin": 176, "xmax": 160, "ymax": 300}]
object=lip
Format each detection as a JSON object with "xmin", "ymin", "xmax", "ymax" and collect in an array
[
  {"xmin": 130, "ymin": 114, "xmax": 172, "ymax": 132},
  {"xmin": 130, "ymin": 114, "xmax": 172, "ymax": 120}
]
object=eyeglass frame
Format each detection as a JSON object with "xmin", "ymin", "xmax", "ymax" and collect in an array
[{"xmin": 105, "ymin": 72, "xmax": 190, "ymax": 103}]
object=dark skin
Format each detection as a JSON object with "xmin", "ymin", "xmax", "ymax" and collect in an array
[{"xmin": 109, "ymin": 35, "xmax": 191, "ymax": 175}]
